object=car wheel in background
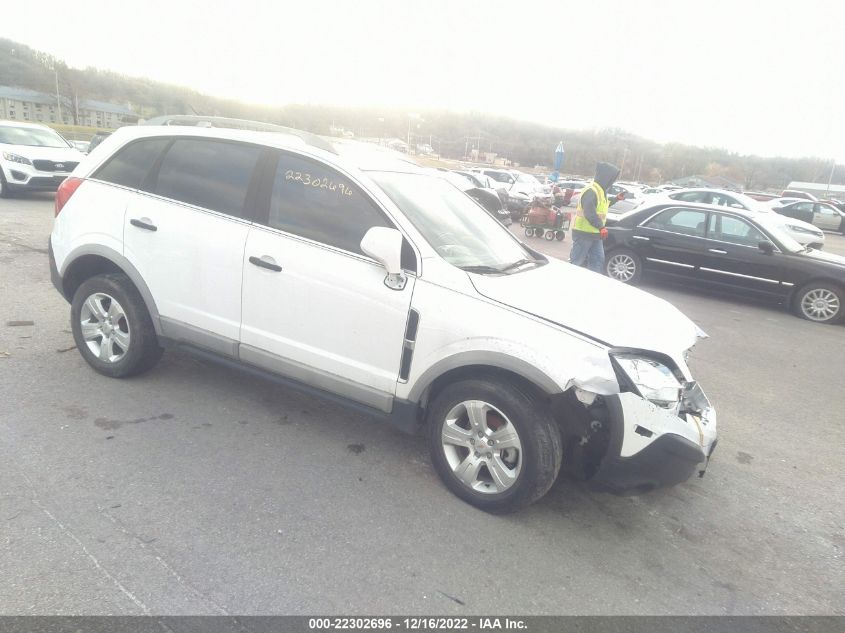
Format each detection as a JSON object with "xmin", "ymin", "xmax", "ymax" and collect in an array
[
  {"xmin": 70, "ymin": 273, "xmax": 164, "ymax": 377},
  {"xmin": 605, "ymin": 248, "xmax": 642, "ymax": 284},
  {"xmin": 0, "ymin": 171, "xmax": 12, "ymax": 198},
  {"xmin": 794, "ymin": 282, "xmax": 844, "ymax": 324},
  {"xmin": 426, "ymin": 377, "xmax": 562, "ymax": 514}
]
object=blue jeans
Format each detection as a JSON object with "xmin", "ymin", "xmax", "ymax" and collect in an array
[{"xmin": 569, "ymin": 233, "xmax": 605, "ymax": 274}]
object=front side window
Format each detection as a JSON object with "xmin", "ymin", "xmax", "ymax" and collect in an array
[
  {"xmin": 265, "ymin": 153, "xmax": 393, "ymax": 257},
  {"xmin": 93, "ymin": 138, "xmax": 170, "ymax": 189},
  {"xmin": 709, "ymin": 193, "xmax": 745, "ymax": 208},
  {"xmin": 644, "ymin": 208, "xmax": 708, "ymax": 237},
  {"xmin": 709, "ymin": 214, "xmax": 767, "ymax": 247},
  {"xmin": 154, "ymin": 139, "xmax": 261, "ymax": 218}
]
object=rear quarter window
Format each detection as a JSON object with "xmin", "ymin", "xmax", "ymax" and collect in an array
[{"xmin": 92, "ymin": 138, "xmax": 170, "ymax": 189}]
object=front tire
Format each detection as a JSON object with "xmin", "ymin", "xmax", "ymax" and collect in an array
[
  {"xmin": 793, "ymin": 282, "xmax": 844, "ymax": 324},
  {"xmin": 605, "ymin": 248, "xmax": 642, "ymax": 284},
  {"xmin": 426, "ymin": 378, "xmax": 562, "ymax": 513},
  {"xmin": 70, "ymin": 273, "xmax": 164, "ymax": 377},
  {"xmin": 0, "ymin": 171, "xmax": 12, "ymax": 199}
]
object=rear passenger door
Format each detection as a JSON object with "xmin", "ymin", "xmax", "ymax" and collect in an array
[
  {"xmin": 631, "ymin": 206, "xmax": 709, "ymax": 280},
  {"xmin": 123, "ymin": 138, "xmax": 263, "ymax": 354}
]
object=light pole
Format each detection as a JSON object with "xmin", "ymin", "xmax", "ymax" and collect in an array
[
  {"xmin": 826, "ymin": 158, "xmax": 836, "ymax": 197},
  {"xmin": 54, "ymin": 66, "xmax": 62, "ymax": 122}
]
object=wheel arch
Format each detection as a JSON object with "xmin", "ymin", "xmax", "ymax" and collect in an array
[
  {"xmin": 408, "ymin": 352, "xmax": 562, "ymax": 410},
  {"xmin": 787, "ymin": 275, "xmax": 845, "ymax": 304},
  {"xmin": 60, "ymin": 246, "xmax": 162, "ymax": 335}
]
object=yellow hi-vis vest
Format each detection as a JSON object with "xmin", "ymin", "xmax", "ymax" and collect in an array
[{"xmin": 573, "ymin": 181, "xmax": 609, "ymax": 234}]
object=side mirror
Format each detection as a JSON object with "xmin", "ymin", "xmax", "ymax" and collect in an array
[
  {"xmin": 360, "ymin": 227, "xmax": 407, "ymax": 290},
  {"xmin": 758, "ymin": 241, "xmax": 774, "ymax": 254}
]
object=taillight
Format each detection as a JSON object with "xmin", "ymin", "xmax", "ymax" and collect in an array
[{"xmin": 55, "ymin": 177, "xmax": 83, "ymax": 216}]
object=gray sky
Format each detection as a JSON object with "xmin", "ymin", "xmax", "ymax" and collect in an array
[{"xmin": 2, "ymin": 0, "xmax": 843, "ymax": 160}]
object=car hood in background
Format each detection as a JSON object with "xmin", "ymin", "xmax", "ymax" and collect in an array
[
  {"xmin": 798, "ymin": 247, "xmax": 845, "ymax": 269},
  {"xmin": 469, "ymin": 258, "xmax": 704, "ymax": 355},
  {"xmin": 1, "ymin": 143, "xmax": 83, "ymax": 163}
]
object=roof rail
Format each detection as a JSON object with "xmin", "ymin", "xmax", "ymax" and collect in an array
[{"xmin": 140, "ymin": 115, "xmax": 337, "ymax": 154}]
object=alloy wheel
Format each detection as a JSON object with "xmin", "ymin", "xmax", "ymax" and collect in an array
[
  {"xmin": 440, "ymin": 400, "xmax": 523, "ymax": 494},
  {"xmin": 800, "ymin": 288, "xmax": 840, "ymax": 322},
  {"xmin": 607, "ymin": 253, "xmax": 637, "ymax": 282},
  {"xmin": 79, "ymin": 292, "xmax": 131, "ymax": 362}
]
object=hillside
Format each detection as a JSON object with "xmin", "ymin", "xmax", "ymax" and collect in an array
[{"xmin": 0, "ymin": 37, "xmax": 840, "ymax": 190}]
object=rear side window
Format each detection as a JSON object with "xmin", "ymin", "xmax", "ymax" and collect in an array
[
  {"xmin": 645, "ymin": 208, "xmax": 708, "ymax": 237},
  {"xmin": 93, "ymin": 138, "xmax": 169, "ymax": 189},
  {"xmin": 263, "ymin": 152, "xmax": 392, "ymax": 256},
  {"xmin": 154, "ymin": 139, "xmax": 261, "ymax": 218}
]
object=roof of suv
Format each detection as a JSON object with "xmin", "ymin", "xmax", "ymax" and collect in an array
[{"xmin": 89, "ymin": 126, "xmax": 423, "ymax": 174}]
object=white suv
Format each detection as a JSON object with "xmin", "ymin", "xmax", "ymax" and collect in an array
[
  {"xmin": 0, "ymin": 121, "xmax": 84, "ymax": 197},
  {"xmin": 49, "ymin": 126, "xmax": 717, "ymax": 513}
]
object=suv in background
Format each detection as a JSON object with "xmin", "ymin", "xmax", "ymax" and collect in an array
[
  {"xmin": 49, "ymin": 126, "xmax": 717, "ymax": 513},
  {"xmin": 0, "ymin": 121, "xmax": 84, "ymax": 197}
]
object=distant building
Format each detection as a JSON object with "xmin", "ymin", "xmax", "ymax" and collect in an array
[
  {"xmin": 0, "ymin": 86, "xmax": 138, "ymax": 128},
  {"xmin": 786, "ymin": 181, "xmax": 845, "ymax": 198},
  {"xmin": 670, "ymin": 174, "xmax": 742, "ymax": 191}
]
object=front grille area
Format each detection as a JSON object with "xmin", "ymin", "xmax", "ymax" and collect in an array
[{"xmin": 33, "ymin": 160, "xmax": 79, "ymax": 173}]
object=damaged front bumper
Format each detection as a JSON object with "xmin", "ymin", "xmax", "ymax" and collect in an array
[{"xmin": 589, "ymin": 382, "xmax": 718, "ymax": 493}]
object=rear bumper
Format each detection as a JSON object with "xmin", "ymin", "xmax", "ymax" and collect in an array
[{"xmin": 590, "ymin": 387, "xmax": 718, "ymax": 493}]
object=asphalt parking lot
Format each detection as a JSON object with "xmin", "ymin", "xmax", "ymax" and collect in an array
[{"xmin": 1, "ymin": 194, "xmax": 843, "ymax": 615}]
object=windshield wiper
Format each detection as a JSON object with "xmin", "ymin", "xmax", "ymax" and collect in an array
[
  {"xmin": 500, "ymin": 258, "xmax": 541, "ymax": 273},
  {"xmin": 459, "ymin": 265, "xmax": 503, "ymax": 274}
]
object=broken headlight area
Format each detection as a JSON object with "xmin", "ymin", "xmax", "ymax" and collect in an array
[{"xmin": 610, "ymin": 352, "xmax": 685, "ymax": 412}]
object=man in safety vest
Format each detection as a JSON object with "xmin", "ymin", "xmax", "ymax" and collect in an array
[{"xmin": 570, "ymin": 162, "xmax": 621, "ymax": 273}]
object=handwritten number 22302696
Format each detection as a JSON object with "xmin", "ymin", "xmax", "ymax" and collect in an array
[{"xmin": 285, "ymin": 170, "xmax": 353, "ymax": 196}]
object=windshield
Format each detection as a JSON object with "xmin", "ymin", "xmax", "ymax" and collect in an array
[
  {"xmin": 0, "ymin": 125, "xmax": 71, "ymax": 148},
  {"xmin": 370, "ymin": 171, "xmax": 533, "ymax": 270}
]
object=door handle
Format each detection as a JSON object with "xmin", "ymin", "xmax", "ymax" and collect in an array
[
  {"xmin": 249, "ymin": 255, "xmax": 282, "ymax": 272},
  {"xmin": 631, "ymin": 235, "xmax": 650, "ymax": 241},
  {"xmin": 708, "ymin": 248, "xmax": 727, "ymax": 254},
  {"xmin": 130, "ymin": 218, "xmax": 157, "ymax": 232}
]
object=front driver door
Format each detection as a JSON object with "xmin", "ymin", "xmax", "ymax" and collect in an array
[
  {"xmin": 631, "ymin": 206, "xmax": 710, "ymax": 280},
  {"xmin": 697, "ymin": 212, "xmax": 787, "ymax": 297},
  {"xmin": 239, "ymin": 151, "xmax": 417, "ymax": 412}
]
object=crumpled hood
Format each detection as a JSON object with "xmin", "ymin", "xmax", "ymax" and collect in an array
[{"xmin": 470, "ymin": 258, "xmax": 704, "ymax": 355}]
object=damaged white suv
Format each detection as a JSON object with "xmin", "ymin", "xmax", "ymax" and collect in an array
[{"xmin": 49, "ymin": 126, "xmax": 717, "ymax": 513}]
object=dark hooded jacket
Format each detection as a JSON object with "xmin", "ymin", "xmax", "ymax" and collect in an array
[{"xmin": 573, "ymin": 162, "xmax": 621, "ymax": 238}]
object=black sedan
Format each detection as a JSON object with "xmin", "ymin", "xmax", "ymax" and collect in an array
[{"xmin": 603, "ymin": 202, "xmax": 845, "ymax": 324}]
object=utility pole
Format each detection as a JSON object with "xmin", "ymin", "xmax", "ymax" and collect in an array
[
  {"xmin": 826, "ymin": 158, "xmax": 836, "ymax": 196},
  {"xmin": 54, "ymin": 66, "xmax": 62, "ymax": 122}
]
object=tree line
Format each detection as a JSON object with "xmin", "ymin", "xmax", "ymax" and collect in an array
[{"xmin": 1, "ymin": 37, "xmax": 841, "ymax": 191}]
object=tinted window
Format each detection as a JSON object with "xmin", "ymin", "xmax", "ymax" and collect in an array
[
  {"xmin": 709, "ymin": 214, "xmax": 767, "ymax": 246},
  {"xmin": 709, "ymin": 193, "xmax": 745, "ymax": 209},
  {"xmin": 645, "ymin": 208, "xmax": 707, "ymax": 236},
  {"xmin": 94, "ymin": 138, "xmax": 169, "ymax": 189},
  {"xmin": 154, "ymin": 139, "xmax": 261, "ymax": 218},
  {"xmin": 672, "ymin": 191, "xmax": 708, "ymax": 202},
  {"xmin": 790, "ymin": 201, "xmax": 814, "ymax": 213},
  {"xmin": 266, "ymin": 153, "xmax": 392, "ymax": 256}
]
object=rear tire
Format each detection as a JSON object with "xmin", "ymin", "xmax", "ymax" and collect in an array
[
  {"xmin": 426, "ymin": 378, "xmax": 562, "ymax": 514},
  {"xmin": 793, "ymin": 282, "xmax": 844, "ymax": 324},
  {"xmin": 605, "ymin": 248, "xmax": 642, "ymax": 284},
  {"xmin": 70, "ymin": 273, "xmax": 164, "ymax": 377}
]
